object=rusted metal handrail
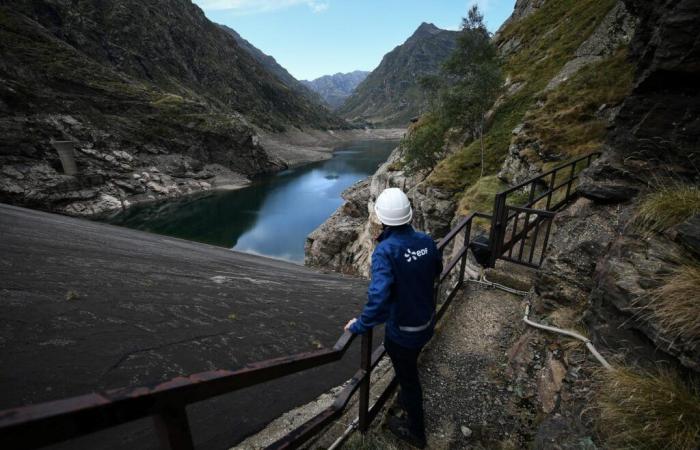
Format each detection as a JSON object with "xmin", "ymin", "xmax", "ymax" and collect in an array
[
  {"xmin": 0, "ymin": 331, "xmax": 356, "ymax": 450},
  {"xmin": 488, "ymin": 152, "xmax": 600, "ymax": 267}
]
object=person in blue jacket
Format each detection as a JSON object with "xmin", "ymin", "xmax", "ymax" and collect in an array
[{"xmin": 345, "ymin": 187, "xmax": 442, "ymax": 449}]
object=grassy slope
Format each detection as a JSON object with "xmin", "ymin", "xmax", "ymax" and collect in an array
[
  {"xmin": 425, "ymin": 0, "xmax": 625, "ymax": 215},
  {"xmin": 522, "ymin": 48, "xmax": 634, "ymax": 170}
]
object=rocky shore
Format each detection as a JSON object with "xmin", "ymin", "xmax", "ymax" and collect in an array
[
  {"xmin": 0, "ymin": 127, "xmax": 403, "ymax": 217},
  {"xmin": 305, "ymin": 145, "xmax": 456, "ymax": 277}
]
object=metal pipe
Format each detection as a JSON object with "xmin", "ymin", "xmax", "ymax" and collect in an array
[
  {"xmin": 468, "ymin": 276, "xmax": 529, "ymax": 296},
  {"xmin": 469, "ymin": 275, "xmax": 613, "ymax": 370},
  {"xmin": 327, "ymin": 418, "xmax": 358, "ymax": 450},
  {"xmin": 522, "ymin": 304, "xmax": 613, "ymax": 370}
]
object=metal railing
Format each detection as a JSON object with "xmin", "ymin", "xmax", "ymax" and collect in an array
[
  {"xmin": 0, "ymin": 211, "xmax": 489, "ymax": 450},
  {"xmin": 488, "ymin": 152, "xmax": 600, "ymax": 267}
]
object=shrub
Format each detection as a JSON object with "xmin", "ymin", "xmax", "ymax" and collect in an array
[
  {"xmin": 400, "ymin": 114, "xmax": 449, "ymax": 174},
  {"xmin": 597, "ymin": 366, "xmax": 700, "ymax": 450},
  {"xmin": 456, "ymin": 175, "xmax": 507, "ymax": 230},
  {"xmin": 634, "ymin": 184, "xmax": 700, "ymax": 234}
]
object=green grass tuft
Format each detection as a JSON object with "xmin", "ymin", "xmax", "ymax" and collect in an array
[
  {"xmin": 634, "ymin": 185, "xmax": 700, "ymax": 234},
  {"xmin": 456, "ymin": 175, "xmax": 507, "ymax": 230},
  {"xmin": 597, "ymin": 366, "xmax": 700, "ymax": 450},
  {"xmin": 643, "ymin": 263, "xmax": 700, "ymax": 346}
]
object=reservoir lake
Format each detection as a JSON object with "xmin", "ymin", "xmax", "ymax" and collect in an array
[{"xmin": 104, "ymin": 140, "xmax": 397, "ymax": 262}]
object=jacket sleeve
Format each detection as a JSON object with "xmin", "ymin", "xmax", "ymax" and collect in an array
[{"xmin": 350, "ymin": 247, "xmax": 394, "ymax": 334}]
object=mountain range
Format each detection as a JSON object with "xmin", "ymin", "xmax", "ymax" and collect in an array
[
  {"xmin": 338, "ymin": 23, "xmax": 458, "ymax": 127},
  {"xmin": 219, "ymin": 24, "xmax": 326, "ymax": 107},
  {"xmin": 0, "ymin": 2, "xmax": 458, "ymax": 216},
  {"xmin": 302, "ymin": 71, "xmax": 370, "ymax": 110}
]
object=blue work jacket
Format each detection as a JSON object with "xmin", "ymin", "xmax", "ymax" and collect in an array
[{"xmin": 350, "ymin": 224, "xmax": 443, "ymax": 348}]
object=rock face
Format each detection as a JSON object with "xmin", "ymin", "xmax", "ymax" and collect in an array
[
  {"xmin": 302, "ymin": 71, "xmax": 370, "ymax": 110},
  {"xmin": 337, "ymin": 23, "xmax": 458, "ymax": 127},
  {"xmin": 611, "ymin": 0, "xmax": 700, "ymax": 166},
  {"xmin": 533, "ymin": 0, "xmax": 700, "ymax": 375},
  {"xmin": 0, "ymin": 0, "xmax": 347, "ymax": 216},
  {"xmin": 496, "ymin": 0, "xmax": 547, "ymax": 35},
  {"xmin": 544, "ymin": 2, "xmax": 636, "ymax": 92}
]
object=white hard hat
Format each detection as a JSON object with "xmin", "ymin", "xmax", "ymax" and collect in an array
[{"xmin": 374, "ymin": 188, "xmax": 412, "ymax": 226}]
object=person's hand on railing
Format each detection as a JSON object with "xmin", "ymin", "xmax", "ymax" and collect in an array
[{"xmin": 344, "ymin": 318, "xmax": 357, "ymax": 332}]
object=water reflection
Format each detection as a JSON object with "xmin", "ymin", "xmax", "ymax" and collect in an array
[{"xmin": 103, "ymin": 140, "xmax": 396, "ymax": 263}]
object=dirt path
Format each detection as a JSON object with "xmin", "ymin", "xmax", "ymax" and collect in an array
[{"xmin": 420, "ymin": 284, "xmax": 529, "ymax": 449}]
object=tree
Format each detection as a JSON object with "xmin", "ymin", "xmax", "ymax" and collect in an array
[
  {"xmin": 402, "ymin": 5, "xmax": 502, "ymax": 176},
  {"xmin": 441, "ymin": 6, "xmax": 503, "ymax": 177}
]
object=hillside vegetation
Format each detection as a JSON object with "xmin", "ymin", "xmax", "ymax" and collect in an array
[{"xmin": 417, "ymin": 0, "xmax": 631, "ymax": 215}]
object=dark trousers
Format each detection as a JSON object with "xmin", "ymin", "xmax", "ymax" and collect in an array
[{"xmin": 385, "ymin": 337, "xmax": 425, "ymax": 439}]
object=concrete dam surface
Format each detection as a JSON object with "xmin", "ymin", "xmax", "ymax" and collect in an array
[{"xmin": 0, "ymin": 203, "xmax": 370, "ymax": 449}]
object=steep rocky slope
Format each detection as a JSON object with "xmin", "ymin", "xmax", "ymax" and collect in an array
[
  {"xmin": 337, "ymin": 23, "xmax": 458, "ymax": 127},
  {"xmin": 219, "ymin": 24, "xmax": 327, "ymax": 107},
  {"xmin": 0, "ymin": 0, "xmax": 347, "ymax": 215},
  {"xmin": 537, "ymin": 0, "xmax": 700, "ymax": 373},
  {"xmin": 301, "ymin": 70, "xmax": 369, "ymax": 110}
]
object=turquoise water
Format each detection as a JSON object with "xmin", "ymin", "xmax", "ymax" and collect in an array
[{"xmin": 103, "ymin": 140, "xmax": 396, "ymax": 262}]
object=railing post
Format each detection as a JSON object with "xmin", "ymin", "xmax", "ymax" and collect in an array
[
  {"xmin": 564, "ymin": 161, "xmax": 577, "ymax": 202},
  {"xmin": 458, "ymin": 218, "xmax": 472, "ymax": 285},
  {"xmin": 153, "ymin": 406, "xmax": 194, "ymax": 450},
  {"xmin": 546, "ymin": 170, "xmax": 557, "ymax": 210},
  {"xmin": 488, "ymin": 193, "xmax": 506, "ymax": 267},
  {"xmin": 358, "ymin": 329, "xmax": 373, "ymax": 433}
]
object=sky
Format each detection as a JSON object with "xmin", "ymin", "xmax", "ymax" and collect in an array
[{"xmin": 193, "ymin": 0, "xmax": 517, "ymax": 81}]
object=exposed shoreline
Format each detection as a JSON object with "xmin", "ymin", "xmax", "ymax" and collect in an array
[
  {"xmin": 259, "ymin": 127, "xmax": 404, "ymax": 168},
  {"xmin": 104, "ymin": 128, "xmax": 404, "ymax": 217},
  {"xmin": 0, "ymin": 128, "xmax": 404, "ymax": 218}
]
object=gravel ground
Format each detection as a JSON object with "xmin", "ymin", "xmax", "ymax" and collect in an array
[{"xmin": 419, "ymin": 284, "xmax": 529, "ymax": 449}]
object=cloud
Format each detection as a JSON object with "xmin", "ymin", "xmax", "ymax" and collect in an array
[
  {"xmin": 193, "ymin": 0, "xmax": 330, "ymax": 15},
  {"xmin": 308, "ymin": 1, "xmax": 329, "ymax": 13}
]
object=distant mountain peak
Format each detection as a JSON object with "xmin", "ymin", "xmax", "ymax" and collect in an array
[
  {"xmin": 416, "ymin": 22, "xmax": 440, "ymax": 33},
  {"xmin": 301, "ymin": 71, "xmax": 370, "ymax": 110},
  {"xmin": 338, "ymin": 22, "xmax": 458, "ymax": 126},
  {"xmin": 411, "ymin": 22, "xmax": 442, "ymax": 37}
]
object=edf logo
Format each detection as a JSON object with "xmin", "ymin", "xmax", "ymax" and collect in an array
[{"xmin": 404, "ymin": 247, "xmax": 428, "ymax": 262}]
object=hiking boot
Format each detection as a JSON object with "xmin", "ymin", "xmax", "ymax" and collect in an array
[{"xmin": 386, "ymin": 416, "xmax": 426, "ymax": 449}]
